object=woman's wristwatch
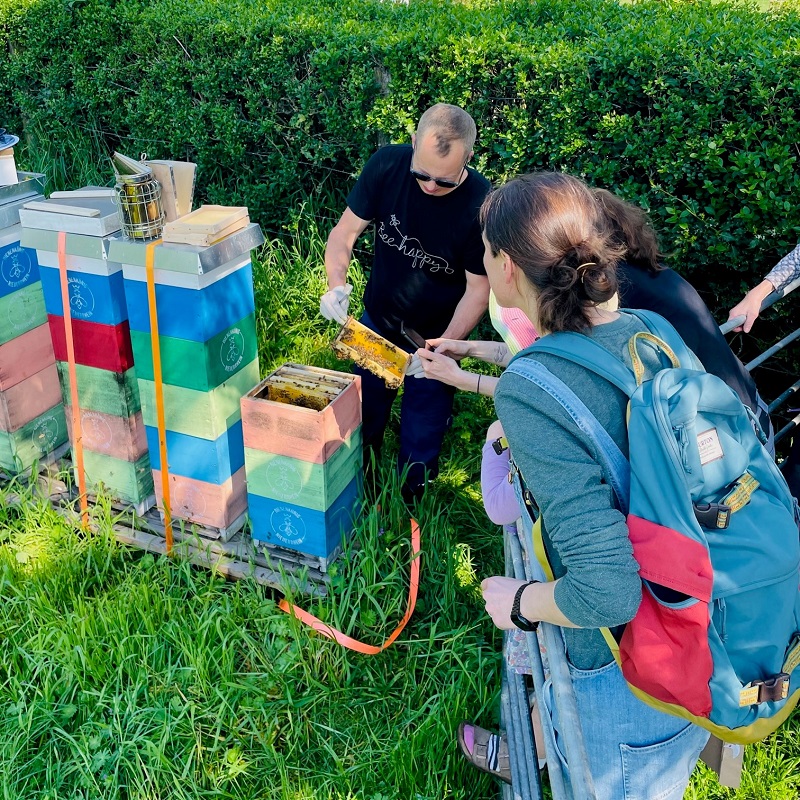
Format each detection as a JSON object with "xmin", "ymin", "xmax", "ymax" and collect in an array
[{"xmin": 511, "ymin": 581, "xmax": 540, "ymax": 631}]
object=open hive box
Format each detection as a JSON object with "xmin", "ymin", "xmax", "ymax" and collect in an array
[
  {"xmin": 259, "ymin": 364, "xmax": 350, "ymax": 411},
  {"xmin": 332, "ymin": 316, "xmax": 410, "ymax": 389},
  {"xmin": 241, "ymin": 364, "xmax": 363, "ymax": 568}
]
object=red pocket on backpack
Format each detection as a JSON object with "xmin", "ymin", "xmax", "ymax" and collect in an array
[{"xmin": 620, "ymin": 515, "xmax": 715, "ymax": 717}]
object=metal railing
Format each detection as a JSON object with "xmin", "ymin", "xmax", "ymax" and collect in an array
[{"xmin": 501, "ymin": 522, "xmax": 595, "ymax": 800}]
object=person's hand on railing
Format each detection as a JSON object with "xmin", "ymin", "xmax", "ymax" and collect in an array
[{"xmin": 728, "ymin": 279, "xmax": 775, "ymax": 333}]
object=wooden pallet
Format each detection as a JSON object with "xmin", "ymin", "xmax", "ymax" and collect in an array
[
  {"xmin": 110, "ymin": 522, "xmax": 327, "ymax": 596},
  {"xmin": 140, "ymin": 503, "xmax": 247, "ymax": 543},
  {"xmin": 13, "ymin": 464, "xmax": 329, "ymax": 595}
]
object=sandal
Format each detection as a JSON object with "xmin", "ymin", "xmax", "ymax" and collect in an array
[{"xmin": 457, "ymin": 722, "xmax": 512, "ymax": 784}]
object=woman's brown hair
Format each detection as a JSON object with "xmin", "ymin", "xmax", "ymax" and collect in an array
[
  {"xmin": 480, "ymin": 172, "xmax": 624, "ymax": 333},
  {"xmin": 592, "ymin": 188, "xmax": 664, "ymax": 272}
]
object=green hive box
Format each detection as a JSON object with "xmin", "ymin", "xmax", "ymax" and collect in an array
[
  {"xmin": 244, "ymin": 427, "xmax": 362, "ymax": 513},
  {"xmin": 0, "ymin": 403, "xmax": 68, "ymax": 474},
  {"xmin": 129, "ymin": 313, "xmax": 258, "ymax": 392},
  {"xmin": 0, "ymin": 281, "xmax": 47, "ymax": 345}
]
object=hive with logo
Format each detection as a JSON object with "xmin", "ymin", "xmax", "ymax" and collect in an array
[
  {"xmin": 109, "ymin": 225, "xmax": 264, "ymax": 538},
  {"xmin": 0, "ymin": 173, "xmax": 68, "ymax": 473},
  {"xmin": 241, "ymin": 364, "xmax": 363, "ymax": 568},
  {"xmin": 20, "ymin": 194, "xmax": 155, "ymax": 511}
]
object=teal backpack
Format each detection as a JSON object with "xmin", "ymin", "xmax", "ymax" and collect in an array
[{"xmin": 508, "ymin": 308, "xmax": 800, "ymax": 744}]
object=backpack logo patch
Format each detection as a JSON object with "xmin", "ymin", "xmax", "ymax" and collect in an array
[{"xmin": 697, "ymin": 427, "xmax": 724, "ymax": 466}]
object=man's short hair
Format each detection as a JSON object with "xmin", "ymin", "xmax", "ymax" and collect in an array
[{"xmin": 416, "ymin": 104, "xmax": 476, "ymax": 159}]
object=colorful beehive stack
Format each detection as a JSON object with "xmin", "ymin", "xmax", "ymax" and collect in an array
[
  {"xmin": 241, "ymin": 364, "xmax": 363, "ymax": 569},
  {"xmin": 108, "ymin": 224, "xmax": 264, "ymax": 538},
  {"xmin": 0, "ymin": 174, "xmax": 69, "ymax": 474},
  {"xmin": 20, "ymin": 200, "xmax": 154, "ymax": 512}
]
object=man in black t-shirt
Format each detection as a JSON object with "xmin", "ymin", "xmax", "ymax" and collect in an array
[{"xmin": 320, "ymin": 104, "xmax": 491, "ymax": 500}]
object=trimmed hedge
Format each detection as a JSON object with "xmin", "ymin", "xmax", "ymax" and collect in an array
[{"xmin": 1, "ymin": 0, "xmax": 800, "ymax": 316}]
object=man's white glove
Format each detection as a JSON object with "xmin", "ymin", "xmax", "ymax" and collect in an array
[
  {"xmin": 320, "ymin": 284, "xmax": 353, "ymax": 325},
  {"xmin": 405, "ymin": 353, "xmax": 426, "ymax": 378}
]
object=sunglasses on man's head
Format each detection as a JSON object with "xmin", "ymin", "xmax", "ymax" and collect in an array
[{"xmin": 409, "ymin": 150, "xmax": 469, "ymax": 189}]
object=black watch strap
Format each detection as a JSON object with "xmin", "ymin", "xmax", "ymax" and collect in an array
[{"xmin": 510, "ymin": 581, "xmax": 540, "ymax": 632}]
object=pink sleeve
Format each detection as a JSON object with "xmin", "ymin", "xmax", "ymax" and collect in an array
[{"xmin": 481, "ymin": 441, "xmax": 520, "ymax": 525}]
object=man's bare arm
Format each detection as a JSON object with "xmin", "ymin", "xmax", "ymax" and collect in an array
[
  {"xmin": 439, "ymin": 272, "xmax": 490, "ymax": 340},
  {"xmin": 324, "ymin": 208, "xmax": 371, "ymax": 289}
]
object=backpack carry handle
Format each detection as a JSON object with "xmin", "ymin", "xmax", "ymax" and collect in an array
[
  {"xmin": 622, "ymin": 309, "xmax": 702, "ymax": 369},
  {"xmin": 513, "ymin": 310, "xmax": 699, "ymax": 397},
  {"xmin": 628, "ymin": 331, "xmax": 682, "ymax": 386},
  {"xmin": 522, "ymin": 333, "xmax": 639, "ymax": 396}
]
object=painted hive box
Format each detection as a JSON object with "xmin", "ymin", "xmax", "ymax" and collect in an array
[
  {"xmin": 0, "ymin": 205, "xmax": 67, "ymax": 473},
  {"xmin": 109, "ymin": 225, "xmax": 264, "ymax": 538},
  {"xmin": 20, "ymin": 223, "xmax": 155, "ymax": 511},
  {"xmin": 242, "ymin": 364, "xmax": 363, "ymax": 567}
]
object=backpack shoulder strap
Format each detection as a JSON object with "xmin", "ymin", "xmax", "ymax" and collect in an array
[
  {"xmin": 516, "ymin": 330, "xmax": 639, "ymax": 397},
  {"xmin": 505, "ymin": 357, "xmax": 630, "ymax": 514}
]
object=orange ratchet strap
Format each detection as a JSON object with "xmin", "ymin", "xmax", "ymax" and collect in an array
[
  {"xmin": 279, "ymin": 517, "xmax": 421, "ymax": 654},
  {"xmin": 145, "ymin": 240, "xmax": 173, "ymax": 552},
  {"xmin": 58, "ymin": 231, "xmax": 89, "ymax": 528}
]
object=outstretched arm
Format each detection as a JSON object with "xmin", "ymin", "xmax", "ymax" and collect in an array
[
  {"xmin": 728, "ymin": 243, "xmax": 800, "ymax": 333},
  {"xmin": 428, "ymin": 337, "xmax": 512, "ymax": 367},
  {"xmin": 415, "ymin": 349, "xmax": 500, "ymax": 395}
]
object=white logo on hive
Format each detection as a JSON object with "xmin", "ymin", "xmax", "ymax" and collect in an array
[
  {"xmin": 9, "ymin": 295, "xmax": 38, "ymax": 332},
  {"xmin": 377, "ymin": 215, "xmax": 453, "ymax": 274},
  {"xmin": 270, "ymin": 506, "xmax": 306, "ymax": 546},
  {"xmin": 265, "ymin": 458, "xmax": 303, "ymax": 500},
  {"xmin": 67, "ymin": 276, "xmax": 95, "ymax": 319},
  {"xmin": 0, "ymin": 245, "xmax": 33, "ymax": 289},
  {"xmin": 32, "ymin": 414, "xmax": 60, "ymax": 453},
  {"xmin": 82, "ymin": 411, "xmax": 113, "ymax": 450},
  {"xmin": 220, "ymin": 327, "xmax": 245, "ymax": 372}
]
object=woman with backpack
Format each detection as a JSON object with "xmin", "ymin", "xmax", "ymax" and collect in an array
[{"xmin": 477, "ymin": 172, "xmax": 710, "ymax": 799}]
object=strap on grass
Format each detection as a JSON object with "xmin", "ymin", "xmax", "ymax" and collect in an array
[{"xmin": 279, "ymin": 518, "xmax": 421, "ymax": 654}]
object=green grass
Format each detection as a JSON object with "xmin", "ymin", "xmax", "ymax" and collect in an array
[
  {"xmin": 0, "ymin": 196, "xmax": 798, "ymax": 798},
  {"xmin": 0, "ymin": 461, "xmax": 502, "ymax": 798}
]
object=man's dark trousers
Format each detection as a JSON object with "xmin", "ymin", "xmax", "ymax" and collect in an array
[{"xmin": 354, "ymin": 311, "xmax": 456, "ymax": 500}]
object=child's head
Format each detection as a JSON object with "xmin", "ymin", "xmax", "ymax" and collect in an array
[{"xmin": 592, "ymin": 188, "xmax": 663, "ymax": 272}]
